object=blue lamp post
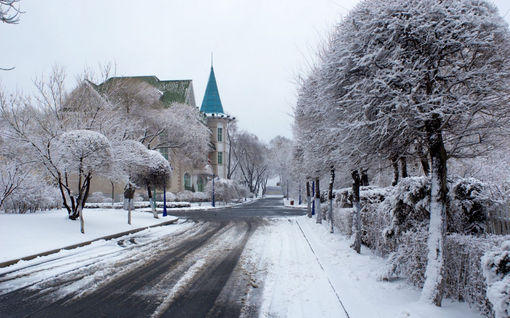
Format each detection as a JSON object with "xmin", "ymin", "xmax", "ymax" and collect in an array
[
  {"xmin": 212, "ymin": 174, "xmax": 216, "ymax": 207},
  {"xmin": 162, "ymin": 182, "xmax": 167, "ymax": 217}
]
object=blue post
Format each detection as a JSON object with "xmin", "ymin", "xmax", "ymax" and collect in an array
[
  {"xmin": 162, "ymin": 183, "xmax": 167, "ymax": 217},
  {"xmin": 212, "ymin": 175, "xmax": 216, "ymax": 207},
  {"xmin": 312, "ymin": 181, "xmax": 315, "ymax": 215}
]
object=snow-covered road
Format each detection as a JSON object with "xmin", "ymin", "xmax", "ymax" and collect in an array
[{"xmin": 0, "ymin": 197, "xmax": 482, "ymax": 317}]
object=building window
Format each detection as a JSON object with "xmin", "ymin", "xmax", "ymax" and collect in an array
[
  {"xmin": 184, "ymin": 173, "xmax": 192, "ymax": 191},
  {"xmin": 197, "ymin": 177, "xmax": 204, "ymax": 192},
  {"xmin": 217, "ymin": 127, "xmax": 223, "ymax": 142},
  {"xmin": 217, "ymin": 151, "xmax": 223, "ymax": 165}
]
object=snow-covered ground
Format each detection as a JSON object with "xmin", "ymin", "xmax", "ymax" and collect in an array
[
  {"xmin": 242, "ymin": 216, "xmax": 482, "ymax": 318},
  {"xmin": 0, "ymin": 209, "xmax": 179, "ymax": 263},
  {"xmin": 0, "ymin": 197, "xmax": 258, "ymax": 263}
]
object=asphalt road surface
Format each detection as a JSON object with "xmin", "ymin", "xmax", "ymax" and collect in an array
[{"xmin": 0, "ymin": 193, "xmax": 305, "ymax": 318}]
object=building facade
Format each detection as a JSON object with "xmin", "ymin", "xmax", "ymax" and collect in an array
[{"xmin": 83, "ymin": 63, "xmax": 233, "ymax": 199}]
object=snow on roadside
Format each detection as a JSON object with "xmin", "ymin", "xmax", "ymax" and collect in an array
[
  {"xmin": 0, "ymin": 209, "xmax": 178, "ymax": 263},
  {"xmin": 0, "ymin": 197, "xmax": 260, "ymax": 264},
  {"xmin": 245, "ymin": 216, "xmax": 482, "ymax": 318}
]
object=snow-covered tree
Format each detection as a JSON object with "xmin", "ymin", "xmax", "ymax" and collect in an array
[
  {"xmin": 268, "ymin": 136, "xmax": 294, "ymax": 198},
  {"xmin": 52, "ymin": 130, "xmax": 112, "ymax": 233},
  {"xmin": 114, "ymin": 140, "xmax": 172, "ymax": 219},
  {"xmin": 231, "ymin": 131, "xmax": 270, "ymax": 195},
  {"xmin": 306, "ymin": 0, "xmax": 510, "ymax": 306}
]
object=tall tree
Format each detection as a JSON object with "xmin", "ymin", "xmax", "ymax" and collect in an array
[{"xmin": 317, "ymin": 0, "xmax": 510, "ymax": 305}]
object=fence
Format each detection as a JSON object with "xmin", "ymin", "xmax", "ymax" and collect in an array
[{"xmin": 487, "ymin": 207, "xmax": 510, "ymax": 235}]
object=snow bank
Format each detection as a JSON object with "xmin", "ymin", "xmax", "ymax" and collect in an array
[{"xmin": 0, "ymin": 209, "xmax": 178, "ymax": 263}]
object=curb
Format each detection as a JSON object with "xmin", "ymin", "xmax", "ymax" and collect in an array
[{"xmin": 0, "ymin": 218, "xmax": 179, "ymax": 269}]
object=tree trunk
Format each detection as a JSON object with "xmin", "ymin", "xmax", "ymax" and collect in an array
[
  {"xmin": 306, "ymin": 181, "xmax": 312, "ymax": 218},
  {"xmin": 352, "ymin": 170, "xmax": 361, "ymax": 254},
  {"xmin": 391, "ymin": 157, "xmax": 399, "ymax": 186},
  {"xmin": 311, "ymin": 181, "xmax": 315, "ymax": 215},
  {"xmin": 128, "ymin": 199, "xmax": 132, "ymax": 225},
  {"xmin": 315, "ymin": 177, "xmax": 321, "ymax": 224},
  {"xmin": 329, "ymin": 167, "xmax": 335, "ymax": 233},
  {"xmin": 79, "ymin": 205, "xmax": 84, "ymax": 234},
  {"xmin": 421, "ymin": 118, "xmax": 447, "ymax": 307},
  {"xmin": 421, "ymin": 155, "xmax": 430, "ymax": 176},
  {"xmin": 147, "ymin": 186, "xmax": 158, "ymax": 219},
  {"xmin": 111, "ymin": 181, "xmax": 115, "ymax": 209},
  {"xmin": 400, "ymin": 157, "xmax": 408, "ymax": 178}
]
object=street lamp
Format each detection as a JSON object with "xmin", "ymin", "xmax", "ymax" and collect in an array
[
  {"xmin": 211, "ymin": 174, "xmax": 216, "ymax": 207},
  {"xmin": 162, "ymin": 181, "xmax": 167, "ymax": 217}
]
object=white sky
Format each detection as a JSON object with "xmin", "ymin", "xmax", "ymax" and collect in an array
[{"xmin": 2, "ymin": 0, "xmax": 510, "ymax": 142}]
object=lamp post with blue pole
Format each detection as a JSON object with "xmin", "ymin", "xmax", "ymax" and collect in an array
[
  {"xmin": 162, "ymin": 181, "xmax": 167, "ymax": 217},
  {"xmin": 212, "ymin": 174, "xmax": 216, "ymax": 207}
]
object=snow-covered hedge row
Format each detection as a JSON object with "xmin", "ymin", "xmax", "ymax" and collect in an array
[
  {"xmin": 482, "ymin": 241, "xmax": 510, "ymax": 318},
  {"xmin": 174, "ymin": 190, "xmax": 209, "ymax": 202},
  {"xmin": 84, "ymin": 201, "xmax": 190, "ymax": 209},
  {"xmin": 330, "ymin": 177, "xmax": 510, "ymax": 316}
]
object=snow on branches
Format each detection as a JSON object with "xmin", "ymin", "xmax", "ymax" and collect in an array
[{"xmin": 294, "ymin": 0, "xmax": 510, "ymax": 306}]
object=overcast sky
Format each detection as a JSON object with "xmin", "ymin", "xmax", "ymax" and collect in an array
[{"xmin": 2, "ymin": 0, "xmax": 510, "ymax": 142}]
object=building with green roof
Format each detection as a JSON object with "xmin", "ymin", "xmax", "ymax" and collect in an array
[{"xmin": 101, "ymin": 76, "xmax": 196, "ymax": 107}]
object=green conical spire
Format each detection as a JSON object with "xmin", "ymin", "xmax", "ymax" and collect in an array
[{"xmin": 200, "ymin": 65, "xmax": 224, "ymax": 114}]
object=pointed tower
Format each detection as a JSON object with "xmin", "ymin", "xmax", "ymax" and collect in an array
[
  {"xmin": 201, "ymin": 62, "xmax": 234, "ymax": 179},
  {"xmin": 200, "ymin": 66, "xmax": 224, "ymax": 114}
]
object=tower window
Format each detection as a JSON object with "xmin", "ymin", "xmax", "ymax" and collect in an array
[
  {"xmin": 217, "ymin": 127, "xmax": 223, "ymax": 142},
  {"xmin": 218, "ymin": 151, "xmax": 223, "ymax": 165}
]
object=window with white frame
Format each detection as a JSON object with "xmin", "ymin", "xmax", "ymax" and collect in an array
[{"xmin": 217, "ymin": 127, "xmax": 223, "ymax": 142}]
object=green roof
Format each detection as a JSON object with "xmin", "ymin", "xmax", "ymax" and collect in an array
[
  {"xmin": 200, "ymin": 66, "xmax": 224, "ymax": 114},
  {"xmin": 101, "ymin": 76, "xmax": 195, "ymax": 107}
]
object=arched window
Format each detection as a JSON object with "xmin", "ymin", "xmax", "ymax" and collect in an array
[{"xmin": 184, "ymin": 173, "xmax": 192, "ymax": 191}]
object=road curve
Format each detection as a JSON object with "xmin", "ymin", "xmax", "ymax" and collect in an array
[{"xmin": 0, "ymin": 196, "xmax": 305, "ymax": 318}]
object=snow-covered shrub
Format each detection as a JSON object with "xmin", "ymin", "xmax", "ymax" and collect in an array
[
  {"xmin": 383, "ymin": 227, "xmax": 509, "ymax": 316},
  {"xmin": 383, "ymin": 222, "xmax": 428, "ymax": 286},
  {"xmin": 331, "ymin": 186, "xmax": 388, "ymax": 249},
  {"xmin": 235, "ymin": 183, "xmax": 251, "ymax": 199},
  {"xmin": 205, "ymin": 178, "xmax": 238, "ymax": 203},
  {"xmin": 176, "ymin": 190, "xmax": 193, "ymax": 202},
  {"xmin": 3, "ymin": 178, "xmax": 61, "ymax": 213},
  {"xmin": 192, "ymin": 191, "xmax": 209, "ymax": 202},
  {"xmin": 450, "ymin": 178, "xmax": 506, "ymax": 235},
  {"xmin": 87, "ymin": 192, "xmax": 112, "ymax": 204},
  {"xmin": 482, "ymin": 240, "xmax": 510, "ymax": 318},
  {"xmin": 381, "ymin": 177, "xmax": 430, "ymax": 241},
  {"xmin": 165, "ymin": 192, "xmax": 177, "ymax": 202}
]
